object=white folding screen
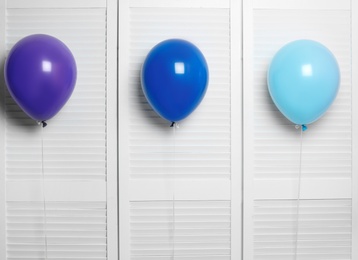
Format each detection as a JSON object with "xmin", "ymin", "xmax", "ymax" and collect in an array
[
  {"xmin": 119, "ymin": 0, "xmax": 242, "ymax": 259},
  {"xmin": 0, "ymin": 0, "xmax": 117, "ymax": 259},
  {"xmin": 1, "ymin": 0, "xmax": 357, "ymax": 259},
  {"xmin": 243, "ymin": 0, "xmax": 356, "ymax": 259}
]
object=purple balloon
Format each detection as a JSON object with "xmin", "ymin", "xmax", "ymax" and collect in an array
[{"xmin": 4, "ymin": 34, "xmax": 77, "ymax": 122}]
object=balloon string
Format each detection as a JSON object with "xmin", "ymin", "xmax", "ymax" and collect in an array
[
  {"xmin": 40, "ymin": 124, "xmax": 48, "ymax": 259},
  {"xmin": 171, "ymin": 123, "xmax": 177, "ymax": 260},
  {"xmin": 294, "ymin": 125, "xmax": 304, "ymax": 260},
  {"xmin": 172, "ymin": 194, "xmax": 175, "ymax": 260}
]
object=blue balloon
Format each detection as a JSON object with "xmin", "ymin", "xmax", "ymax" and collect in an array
[
  {"xmin": 141, "ymin": 39, "xmax": 209, "ymax": 123},
  {"xmin": 267, "ymin": 40, "xmax": 340, "ymax": 125}
]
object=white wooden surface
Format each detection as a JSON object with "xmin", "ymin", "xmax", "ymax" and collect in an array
[
  {"xmin": 106, "ymin": 0, "xmax": 119, "ymax": 259},
  {"xmin": 0, "ymin": 0, "xmax": 6, "ymax": 259},
  {"xmin": 0, "ymin": 0, "xmax": 356, "ymax": 259},
  {"xmin": 351, "ymin": 1, "xmax": 358, "ymax": 259}
]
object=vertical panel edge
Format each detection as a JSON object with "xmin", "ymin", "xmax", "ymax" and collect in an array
[
  {"xmin": 242, "ymin": 0, "xmax": 254, "ymax": 259},
  {"xmin": 230, "ymin": 0, "xmax": 243, "ymax": 259},
  {"xmin": 0, "ymin": 0, "xmax": 6, "ymax": 259},
  {"xmin": 351, "ymin": 0, "xmax": 357, "ymax": 259},
  {"xmin": 118, "ymin": 0, "xmax": 131, "ymax": 259},
  {"xmin": 106, "ymin": 0, "xmax": 119, "ymax": 259}
]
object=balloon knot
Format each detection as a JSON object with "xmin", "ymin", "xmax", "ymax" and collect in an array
[
  {"xmin": 170, "ymin": 122, "xmax": 175, "ymax": 127},
  {"xmin": 41, "ymin": 121, "xmax": 47, "ymax": 128},
  {"xmin": 302, "ymin": 124, "xmax": 307, "ymax": 131}
]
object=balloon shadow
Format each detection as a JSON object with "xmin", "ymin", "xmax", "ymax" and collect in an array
[
  {"xmin": 262, "ymin": 73, "xmax": 296, "ymax": 133},
  {"xmin": 0, "ymin": 58, "xmax": 38, "ymax": 131},
  {"xmin": 133, "ymin": 68, "xmax": 172, "ymax": 132}
]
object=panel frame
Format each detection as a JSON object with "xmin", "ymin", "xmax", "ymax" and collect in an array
[
  {"xmin": 118, "ymin": 0, "xmax": 131, "ymax": 258},
  {"xmin": 106, "ymin": 0, "xmax": 119, "ymax": 259},
  {"xmin": 242, "ymin": 0, "xmax": 254, "ymax": 258},
  {"xmin": 0, "ymin": 0, "xmax": 6, "ymax": 259},
  {"xmin": 230, "ymin": 0, "xmax": 243, "ymax": 259},
  {"xmin": 351, "ymin": 0, "xmax": 358, "ymax": 259}
]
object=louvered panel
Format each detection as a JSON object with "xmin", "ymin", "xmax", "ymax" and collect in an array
[
  {"xmin": 253, "ymin": 199, "xmax": 352, "ymax": 260},
  {"xmin": 130, "ymin": 200, "xmax": 230, "ymax": 260},
  {"xmin": 6, "ymin": 201, "xmax": 107, "ymax": 260},
  {"xmin": 5, "ymin": 8, "xmax": 107, "ymax": 181},
  {"xmin": 252, "ymin": 9, "xmax": 352, "ymax": 181},
  {"xmin": 244, "ymin": 3, "xmax": 354, "ymax": 260},
  {"xmin": 128, "ymin": 8, "xmax": 230, "ymax": 179}
]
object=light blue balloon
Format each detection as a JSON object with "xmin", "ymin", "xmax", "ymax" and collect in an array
[{"xmin": 267, "ymin": 40, "xmax": 340, "ymax": 125}]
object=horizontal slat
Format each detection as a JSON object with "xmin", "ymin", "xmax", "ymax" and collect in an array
[
  {"xmin": 253, "ymin": 0, "xmax": 350, "ymax": 10},
  {"xmin": 6, "ymin": 201, "xmax": 106, "ymax": 259},
  {"xmin": 129, "ymin": 180, "xmax": 231, "ymax": 201},
  {"xmin": 129, "ymin": 0, "xmax": 229, "ymax": 8},
  {"xmin": 7, "ymin": 0, "xmax": 106, "ymax": 9},
  {"xmin": 6, "ymin": 181, "xmax": 106, "ymax": 201},
  {"xmin": 5, "ymin": 7, "xmax": 107, "ymax": 181},
  {"xmin": 252, "ymin": 8, "xmax": 352, "ymax": 187},
  {"xmin": 253, "ymin": 200, "xmax": 352, "ymax": 259},
  {"xmin": 254, "ymin": 179, "xmax": 351, "ymax": 200},
  {"xmin": 131, "ymin": 257, "xmax": 230, "ymax": 260},
  {"xmin": 127, "ymin": 8, "xmax": 230, "ymax": 181},
  {"xmin": 130, "ymin": 201, "xmax": 230, "ymax": 259}
]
